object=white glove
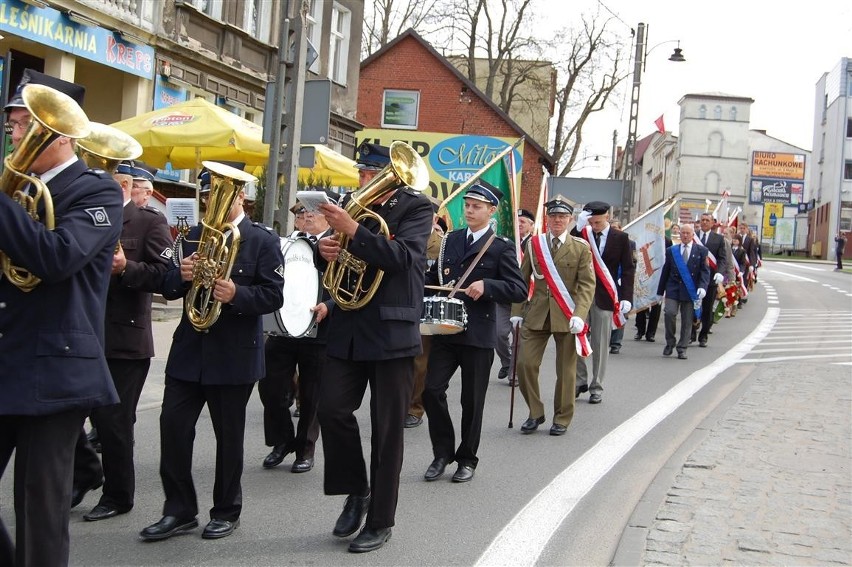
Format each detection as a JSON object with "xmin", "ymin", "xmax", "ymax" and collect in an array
[
  {"xmin": 569, "ymin": 316, "xmax": 584, "ymax": 334},
  {"xmin": 575, "ymin": 209, "xmax": 592, "ymax": 231},
  {"xmin": 713, "ymin": 273, "xmax": 724, "ymax": 285},
  {"xmin": 619, "ymin": 300, "xmax": 631, "ymax": 314},
  {"xmin": 510, "ymin": 316, "xmax": 523, "ymax": 329},
  {"xmin": 696, "ymin": 288, "xmax": 707, "ymax": 300},
  {"xmin": 748, "ymin": 266, "xmax": 754, "ymax": 273}
]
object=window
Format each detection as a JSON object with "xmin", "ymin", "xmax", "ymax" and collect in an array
[
  {"xmin": 729, "ymin": 106, "xmax": 737, "ymax": 121},
  {"xmin": 698, "ymin": 105, "xmax": 706, "ymax": 119},
  {"xmin": 305, "ymin": 0, "xmax": 323, "ymax": 74},
  {"xmin": 243, "ymin": 0, "xmax": 272, "ymax": 43},
  {"xmin": 329, "ymin": 3, "xmax": 351, "ymax": 85},
  {"xmin": 190, "ymin": 0, "xmax": 222, "ymax": 19},
  {"xmin": 713, "ymin": 105, "xmax": 722, "ymax": 120},
  {"xmin": 847, "ymin": 117, "xmax": 852, "ymax": 138},
  {"xmin": 382, "ymin": 89, "xmax": 420, "ymax": 129},
  {"xmin": 844, "ymin": 161, "xmax": 852, "ymax": 180}
]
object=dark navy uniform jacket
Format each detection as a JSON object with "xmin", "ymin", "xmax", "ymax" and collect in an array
[
  {"xmin": 426, "ymin": 228, "xmax": 527, "ymax": 348},
  {"xmin": 0, "ymin": 159, "xmax": 123, "ymax": 416},
  {"xmin": 319, "ymin": 188, "xmax": 433, "ymax": 361},
  {"xmin": 161, "ymin": 215, "xmax": 284, "ymax": 385},
  {"xmin": 106, "ymin": 202, "xmax": 173, "ymax": 359}
]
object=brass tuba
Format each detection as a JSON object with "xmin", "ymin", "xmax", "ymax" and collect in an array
[
  {"xmin": 77, "ymin": 122, "xmax": 143, "ymax": 174},
  {"xmin": 184, "ymin": 160, "xmax": 257, "ymax": 331},
  {"xmin": 322, "ymin": 141, "xmax": 429, "ymax": 310},
  {"xmin": 0, "ymin": 83, "xmax": 91, "ymax": 292}
]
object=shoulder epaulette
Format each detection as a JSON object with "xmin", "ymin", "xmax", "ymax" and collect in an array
[
  {"xmin": 83, "ymin": 168, "xmax": 112, "ymax": 180},
  {"xmin": 498, "ymin": 235, "xmax": 512, "ymax": 243},
  {"xmin": 252, "ymin": 221, "xmax": 277, "ymax": 235},
  {"xmin": 571, "ymin": 235, "xmax": 590, "ymax": 247},
  {"xmin": 140, "ymin": 206, "xmax": 161, "ymax": 215}
]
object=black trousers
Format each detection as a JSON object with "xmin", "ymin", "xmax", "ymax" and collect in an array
[
  {"xmin": 258, "ymin": 336, "xmax": 323, "ymax": 459},
  {"xmin": 74, "ymin": 358, "xmax": 150, "ymax": 510},
  {"xmin": 317, "ymin": 355, "xmax": 413, "ymax": 530},
  {"xmin": 0, "ymin": 409, "xmax": 87, "ymax": 567},
  {"xmin": 698, "ymin": 285, "xmax": 716, "ymax": 341},
  {"xmin": 422, "ymin": 340, "xmax": 493, "ymax": 468},
  {"xmin": 158, "ymin": 376, "xmax": 254, "ymax": 522},
  {"xmin": 635, "ymin": 303, "xmax": 662, "ymax": 338}
]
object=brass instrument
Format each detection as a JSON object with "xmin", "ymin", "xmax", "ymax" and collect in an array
[
  {"xmin": 0, "ymin": 83, "xmax": 91, "ymax": 292},
  {"xmin": 184, "ymin": 160, "xmax": 257, "ymax": 331},
  {"xmin": 322, "ymin": 141, "xmax": 429, "ymax": 310},
  {"xmin": 77, "ymin": 122, "xmax": 143, "ymax": 174}
]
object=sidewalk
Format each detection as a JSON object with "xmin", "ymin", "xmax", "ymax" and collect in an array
[{"xmin": 615, "ymin": 361, "xmax": 852, "ymax": 565}]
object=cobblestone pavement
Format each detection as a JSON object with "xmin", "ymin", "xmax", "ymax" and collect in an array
[{"xmin": 641, "ymin": 362, "xmax": 852, "ymax": 565}]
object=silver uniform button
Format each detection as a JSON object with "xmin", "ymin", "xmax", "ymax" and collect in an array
[
  {"xmin": 0, "ymin": 302, "xmax": 6, "ymax": 308},
  {"xmin": 64, "ymin": 346, "xmax": 71, "ymax": 352}
]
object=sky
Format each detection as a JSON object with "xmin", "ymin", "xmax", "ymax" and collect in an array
[{"xmin": 560, "ymin": 0, "xmax": 852, "ymax": 179}]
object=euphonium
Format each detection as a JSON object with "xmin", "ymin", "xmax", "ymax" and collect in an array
[
  {"xmin": 322, "ymin": 141, "xmax": 429, "ymax": 310},
  {"xmin": 77, "ymin": 122, "xmax": 143, "ymax": 174},
  {"xmin": 0, "ymin": 83, "xmax": 91, "ymax": 292},
  {"xmin": 184, "ymin": 160, "xmax": 258, "ymax": 331}
]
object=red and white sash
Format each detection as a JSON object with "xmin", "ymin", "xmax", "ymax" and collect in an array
[
  {"xmin": 531, "ymin": 235, "xmax": 593, "ymax": 357},
  {"xmin": 693, "ymin": 233, "xmax": 717, "ymax": 271},
  {"xmin": 581, "ymin": 226, "xmax": 625, "ymax": 329},
  {"xmin": 731, "ymin": 255, "xmax": 749, "ymax": 298}
]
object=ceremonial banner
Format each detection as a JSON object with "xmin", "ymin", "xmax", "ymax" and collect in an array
[{"xmin": 623, "ymin": 199, "xmax": 674, "ymax": 313}]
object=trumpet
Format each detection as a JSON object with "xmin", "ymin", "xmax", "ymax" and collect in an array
[{"xmin": 0, "ymin": 84, "xmax": 91, "ymax": 292}]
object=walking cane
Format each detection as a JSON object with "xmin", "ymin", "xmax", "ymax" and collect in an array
[{"xmin": 508, "ymin": 323, "xmax": 520, "ymax": 428}]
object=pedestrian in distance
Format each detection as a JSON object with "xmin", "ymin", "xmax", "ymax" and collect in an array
[{"xmin": 835, "ymin": 231, "xmax": 847, "ymax": 270}]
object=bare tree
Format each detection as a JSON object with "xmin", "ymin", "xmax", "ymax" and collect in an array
[{"xmin": 362, "ymin": 0, "xmax": 438, "ymax": 57}]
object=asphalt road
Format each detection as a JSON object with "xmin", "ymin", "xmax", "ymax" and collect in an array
[{"xmin": 1, "ymin": 259, "xmax": 848, "ymax": 566}]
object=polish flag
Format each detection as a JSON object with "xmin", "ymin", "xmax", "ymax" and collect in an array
[{"xmin": 654, "ymin": 114, "xmax": 666, "ymax": 134}]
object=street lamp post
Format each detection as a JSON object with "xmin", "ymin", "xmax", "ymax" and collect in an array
[{"xmin": 620, "ymin": 23, "xmax": 685, "ymax": 222}]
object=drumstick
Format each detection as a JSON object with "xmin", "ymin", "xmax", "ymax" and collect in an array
[{"xmin": 425, "ymin": 285, "xmax": 468, "ymax": 294}]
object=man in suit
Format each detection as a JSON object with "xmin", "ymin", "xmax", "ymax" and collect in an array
[
  {"xmin": 140, "ymin": 163, "xmax": 284, "ymax": 542},
  {"xmin": 315, "ymin": 142, "xmax": 432, "ymax": 553},
  {"xmin": 495, "ymin": 208, "xmax": 535, "ymax": 382},
  {"xmin": 657, "ymin": 223, "xmax": 710, "ymax": 359},
  {"xmin": 694, "ymin": 213, "xmax": 727, "ymax": 347},
  {"xmin": 72, "ymin": 160, "xmax": 174, "ymax": 521},
  {"xmin": 513, "ymin": 196, "xmax": 595, "ymax": 436},
  {"xmin": 422, "ymin": 182, "xmax": 527, "ymax": 482},
  {"xmin": 607, "ymin": 219, "xmax": 636, "ymax": 354},
  {"xmin": 259, "ymin": 194, "xmax": 335, "ymax": 473},
  {"xmin": 572, "ymin": 201, "xmax": 635, "ymax": 404},
  {"xmin": 0, "ymin": 72, "xmax": 123, "ymax": 567}
]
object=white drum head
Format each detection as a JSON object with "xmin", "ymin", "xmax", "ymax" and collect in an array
[{"xmin": 277, "ymin": 237, "xmax": 320, "ymax": 337}]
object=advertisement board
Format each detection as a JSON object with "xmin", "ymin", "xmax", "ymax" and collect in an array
[
  {"xmin": 751, "ymin": 152, "xmax": 805, "ymax": 180},
  {"xmin": 749, "ymin": 178, "xmax": 804, "ymax": 205}
]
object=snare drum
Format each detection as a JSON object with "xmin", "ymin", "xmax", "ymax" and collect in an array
[
  {"xmin": 263, "ymin": 236, "xmax": 321, "ymax": 338},
  {"xmin": 420, "ymin": 296, "xmax": 467, "ymax": 335}
]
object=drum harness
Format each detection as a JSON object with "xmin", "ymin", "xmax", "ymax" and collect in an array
[{"xmin": 436, "ymin": 230, "xmax": 496, "ymax": 298}]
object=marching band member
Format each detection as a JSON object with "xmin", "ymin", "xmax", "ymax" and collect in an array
[
  {"xmin": 140, "ymin": 164, "xmax": 284, "ymax": 542},
  {"xmin": 0, "ymin": 72, "xmax": 123, "ymax": 566},
  {"xmin": 259, "ymin": 194, "xmax": 335, "ymax": 473},
  {"xmin": 314, "ymin": 142, "xmax": 432, "ymax": 553},
  {"xmin": 513, "ymin": 197, "xmax": 595, "ymax": 435},
  {"xmin": 421, "ymin": 182, "xmax": 526, "ymax": 482},
  {"xmin": 72, "ymin": 160, "xmax": 174, "ymax": 522}
]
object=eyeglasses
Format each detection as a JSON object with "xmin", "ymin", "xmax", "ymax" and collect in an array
[{"xmin": 4, "ymin": 118, "xmax": 33, "ymax": 135}]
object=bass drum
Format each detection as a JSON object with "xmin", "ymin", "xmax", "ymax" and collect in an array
[{"xmin": 263, "ymin": 236, "xmax": 321, "ymax": 338}]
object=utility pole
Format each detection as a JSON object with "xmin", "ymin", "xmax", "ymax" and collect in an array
[
  {"xmin": 262, "ymin": 1, "xmax": 290, "ymax": 231},
  {"xmin": 621, "ymin": 22, "xmax": 645, "ymax": 223}
]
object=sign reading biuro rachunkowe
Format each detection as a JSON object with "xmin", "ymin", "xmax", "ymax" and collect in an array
[
  {"xmin": 0, "ymin": 0, "xmax": 154, "ymax": 79},
  {"xmin": 358, "ymin": 129, "xmax": 524, "ymax": 203}
]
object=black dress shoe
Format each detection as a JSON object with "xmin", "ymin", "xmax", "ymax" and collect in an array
[
  {"xmin": 451, "ymin": 464, "xmax": 475, "ymax": 483},
  {"xmin": 333, "ymin": 493, "xmax": 370, "ymax": 537},
  {"xmin": 202, "ymin": 518, "xmax": 239, "ymax": 539},
  {"xmin": 262, "ymin": 444, "xmax": 291, "ymax": 469},
  {"xmin": 520, "ymin": 416, "xmax": 545, "ymax": 434},
  {"xmin": 348, "ymin": 527, "xmax": 392, "ymax": 553},
  {"xmin": 404, "ymin": 414, "xmax": 422, "ymax": 428},
  {"xmin": 698, "ymin": 339, "xmax": 707, "ymax": 347},
  {"xmin": 140, "ymin": 516, "xmax": 198, "ymax": 541},
  {"xmin": 575, "ymin": 384, "xmax": 589, "ymax": 399},
  {"xmin": 549, "ymin": 423, "xmax": 567, "ymax": 436},
  {"xmin": 291, "ymin": 457, "xmax": 314, "ymax": 473},
  {"xmin": 663, "ymin": 345, "xmax": 673, "ymax": 356},
  {"xmin": 645, "ymin": 336, "xmax": 656, "ymax": 342},
  {"xmin": 84, "ymin": 503, "xmax": 127, "ymax": 522},
  {"xmin": 71, "ymin": 478, "xmax": 103, "ymax": 508},
  {"xmin": 678, "ymin": 351, "xmax": 688, "ymax": 360},
  {"xmin": 589, "ymin": 394, "xmax": 602, "ymax": 404},
  {"xmin": 424, "ymin": 457, "xmax": 449, "ymax": 481},
  {"xmin": 497, "ymin": 366, "xmax": 509, "ymax": 380},
  {"xmin": 634, "ymin": 333, "xmax": 644, "ymax": 340},
  {"xmin": 86, "ymin": 428, "xmax": 102, "ymax": 453},
  {"xmin": 609, "ymin": 345, "xmax": 620, "ymax": 354}
]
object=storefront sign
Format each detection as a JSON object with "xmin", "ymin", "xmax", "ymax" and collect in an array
[
  {"xmin": 0, "ymin": 0, "xmax": 155, "ymax": 79},
  {"xmin": 749, "ymin": 177, "xmax": 803, "ymax": 205},
  {"xmin": 751, "ymin": 151, "xmax": 805, "ymax": 180}
]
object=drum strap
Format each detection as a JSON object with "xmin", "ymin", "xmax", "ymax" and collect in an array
[{"xmin": 448, "ymin": 233, "xmax": 496, "ymax": 299}]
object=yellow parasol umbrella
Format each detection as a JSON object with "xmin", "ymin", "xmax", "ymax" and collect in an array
[
  {"xmin": 297, "ymin": 144, "xmax": 359, "ymax": 187},
  {"xmin": 110, "ymin": 98, "xmax": 269, "ymax": 168}
]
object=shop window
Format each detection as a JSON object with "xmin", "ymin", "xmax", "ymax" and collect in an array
[
  {"xmin": 305, "ymin": 0, "xmax": 323, "ymax": 74},
  {"xmin": 329, "ymin": 3, "xmax": 350, "ymax": 85}
]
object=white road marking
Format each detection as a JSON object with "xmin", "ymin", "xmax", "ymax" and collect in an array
[
  {"xmin": 750, "ymin": 346, "xmax": 852, "ymax": 354},
  {"xmin": 774, "ymin": 261, "xmax": 828, "ymax": 272},
  {"xmin": 760, "ymin": 339, "xmax": 852, "ymax": 345},
  {"xmin": 474, "ymin": 308, "xmax": 780, "ymax": 567},
  {"xmin": 738, "ymin": 353, "xmax": 852, "ymax": 363},
  {"xmin": 833, "ymin": 362, "xmax": 852, "ymax": 366},
  {"xmin": 761, "ymin": 269, "xmax": 818, "ymax": 282}
]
